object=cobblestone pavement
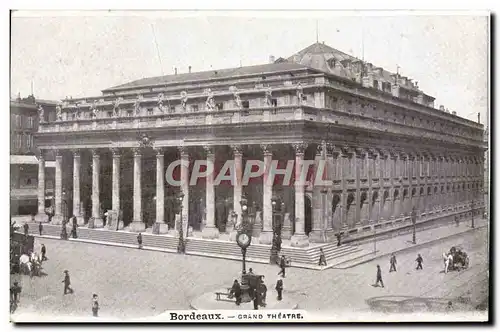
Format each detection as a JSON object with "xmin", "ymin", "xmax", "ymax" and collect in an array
[{"xmin": 10, "ymin": 226, "xmax": 488, "ymax": 320}]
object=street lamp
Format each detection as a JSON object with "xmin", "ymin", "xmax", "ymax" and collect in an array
[
  {"xmin": 411, "ymin": 206, "xmax": 417, "ymax": 244},
  {"xmin": 177, "ymin": 192, "xmax": 185, "ymax": 253},
  {"xmin": 270, "ymin": 194, "xmax": 283, "ymax": 264},
  {"xmin": 236, "ymin": 195, "xmax": 253, "ymax": 303}
]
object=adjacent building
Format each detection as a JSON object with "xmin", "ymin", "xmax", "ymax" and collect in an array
[
  {"xmin": 33, "ymin": 42, "xmax": 486, "ymax": 246},
  {"xmin": 10, "ymin": 95, "xmax": 57, "ymax": 217}
]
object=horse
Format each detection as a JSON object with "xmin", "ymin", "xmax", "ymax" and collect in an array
[{"xmin": 443, "ymin": 252, "xmax": 453, "ymax": 274}]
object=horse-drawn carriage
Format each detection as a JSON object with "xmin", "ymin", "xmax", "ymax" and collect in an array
[
  {"xmin": 10, "ymin": 227, "xmax": 39, "ymax": 276},
  {"xmin": 448, "ymin": 246, "xmax": 470, "ymax": 271}
]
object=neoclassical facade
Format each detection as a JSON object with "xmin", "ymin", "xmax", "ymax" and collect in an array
[{"xmin": 34, "ymin": 42, "xmax": 486, "ymax": 247}]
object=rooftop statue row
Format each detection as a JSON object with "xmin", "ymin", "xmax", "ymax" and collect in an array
[{"xmin": 51, "ymin": 83, "xmax": 306, "ymax": 121}]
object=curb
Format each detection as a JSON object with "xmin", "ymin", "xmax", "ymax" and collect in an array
[{"xmin": 337, "ymin": 225, "xmax": 486, "ymax": 269}]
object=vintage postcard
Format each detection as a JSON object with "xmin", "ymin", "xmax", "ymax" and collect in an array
[{"xmin": 9, "ymin": 10, "xmax": 490, "ymax": 323}]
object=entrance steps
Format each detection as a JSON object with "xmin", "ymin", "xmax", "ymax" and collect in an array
[{"xmin": 26, "ymin": 223, "xmax": 371, "ymax": 269}]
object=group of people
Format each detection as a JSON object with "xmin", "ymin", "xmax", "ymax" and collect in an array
[
  {"xmin": 228, "ymin": 267, "xmax": 284, "ymax": 310},
  {"xmin": 375, "ymin": 253, "xmax": 425, "ymax": 288}
]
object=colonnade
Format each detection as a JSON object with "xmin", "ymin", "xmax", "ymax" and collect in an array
[{"xmin": 33, "ymin": 142, "xmax": 484, "ymax": 246}]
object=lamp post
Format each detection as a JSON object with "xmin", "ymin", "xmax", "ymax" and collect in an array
[
  {"xmin": 471, "ymin": 199, "xmax": 475, "ymax": 229},
  {"xmin": 236, "ymin": 195, "xmax": 253, "ymax": 303},
  {"xmin": 411, "ymin": 206, "xmax": 417, "ymax": 244},
  {"xmin": 177, "ymin": 193, "xmax": 185, "ymax": 253},
  {"xmin": 270, "ymin": 194, "xmax": 283, "ymax": 264}
]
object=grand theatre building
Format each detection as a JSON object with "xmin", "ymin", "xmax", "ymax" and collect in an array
[{"xmin": 34, "ymin": 42, "xmax": 486, "ymax": 248}]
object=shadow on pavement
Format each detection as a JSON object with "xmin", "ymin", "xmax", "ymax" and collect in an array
[{"xmin": 366, "ymin": 295, "xmax": 478, "ymax": 313}]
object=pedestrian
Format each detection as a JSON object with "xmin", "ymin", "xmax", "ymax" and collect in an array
[
  {"xmin": 10, "ymin": 281, "xmax": 22, "ymax": 303},
  {"xmin": 137, "ymin": 233, "xmax": 143, "ymax": 249},
  {"xmin": 318, "ymin": 248, "xmax": 327, "ymax": 266},
  {"xmin": 71, "ymin": 219, "xmax": 78, "ymax": 239},
  {"xmin": 336, "ymin": 232, "xmax": 342, "ymax": 247},
  {"xmin": 275, "ymin": 278, "xmax": 283, "ymax": 301},
  {"xmin": 248, "ymin": 268, "xmax": 255, "ymax": 275},
  {"xmin": 39, "ymin": 222, "xmax": 43, "ymax": 236},
  {"xmin": 229, "ymin": 279, "xmax": 242, "ymax": 306},
  {"xmin": 278, "ymin": 255, "xmax": 287, "ymax": 278},
  {"xmin": 455, "ymin": 215, "xmax": 459, "ymax": 227},
  {"xmin": 92, "ymin": 294, "xmax": 99, "ymax": 317},
  {"xmin": 253, "ymin": 286, "xmax": 260, "ymax": 310},
  {"xmin": 41, "ymin": 244, "xmax": 47, "ymax": 261},
  {"xmin": 23, "ymin": 222, "xmax": 29, "ymax": 236},
  {"xmin": 62, "ymin": 270, "xmax": 74, "ymax": 295},
  {"xmin": 60, "ymin": 223, "xmax": 68, "ymax": 240},
  {"xmin": 389, "ymin": 253, "xmax": 397, "ymax": 272},
  {"xmin": 375, "ymin": 264, "xmax": 384, "ymax": 288},
  {"xmin": 416, "ymin": 254, "xmax": 423, "ymax": 270},
  {"xmin": 259, "ymin": 276, "xmax": 267, "ymax": 307},
  {"xmin": 446, "ymin": 301, "xmax": 453, "ymax": 312}
]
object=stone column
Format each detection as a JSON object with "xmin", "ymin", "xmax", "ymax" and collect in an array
[
  {"xmin": 340, "ymin": 147, "xmax": 350, "ymax": 229},
  {"xmin": 354, "ymin": 148, "xmax": 365, "ymax": 227},
  {"xmin": 179, "ymin": 147, "xmax": 190, "ymax": 237},
  {"xmin": 35, "ymin": 150, "xmax": 49, "ymax": 223},
  {"xmin": 202, "ymin": 146, "xmax": 219, "ymax": 239},
  {"xmin": 290, "ymin": 142, "xmax": 309, "ymax": 247},
  {"xmin": 324, "ymin": 143, "xmax": 335, "ymax": 241},
  {"xmin": 259, "ymin": 144, "xmax": 273, "ymax": 244},
  {"xmin": 110, "ymin": 148, "xmax": 123, "ymax": 230},
  {"xmin": 309, "ymin": 142, "xmax": 327, "ymax": 243},
  {"xmin": 72, "ymin": 149, "xmax": 85, "ymax": 225},
  {"xmin": 155, "ymin": 147, "xmax": 168, "ymax": 234},
  {"xmin": 90, "ymin": 149, "xmax": 104, "ymax": 228},
  {"xmin": 51, "ymin": 149, "xmax": 64, "ymax": 225},
  {"xmin": 231, "ymin": 145, "xmax": 243, "ymax": 225},
  {"xmin": 129, "ymin": 148, "xmax": 145, "ymax": 232}
]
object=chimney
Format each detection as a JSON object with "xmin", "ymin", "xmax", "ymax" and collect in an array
[
  {"xmin": 188, "ymin": 66, "xmax": 192, "ymax": 73},
  {"xmin": 269, "ymin": 55, "xmax": 275, "ymax": 64},
  {"xmin": 452, "ymin": 111, "xmax": 457, "ymax": 115},
  {"xmin": 478, "ymin": 112, "xmax": 481, "ymax": 124},
  {"xmin": 446, "ymin": 108, "xmax": 450, "ymax": 113},
  {"xmin": 439, "ymin": 105, "xmax": 445, "ymax": 111},
  {"xmin": 174, "ymin": 67, "xmax": 178, "ymax": 75}
]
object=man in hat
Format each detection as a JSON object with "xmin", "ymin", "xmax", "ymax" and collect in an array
[
  {"xmin": 275, "ymin": 278, "xmax": 283, "ymax": 301},
  {"xmin": 375, "ymin": 265, "xmax": 384, "ymax": 288},
  {"xmin": 389, "ymin": 253, "xmax": 397, "ymax": 272},
  {"xmin": 416, "ymin": 253, "xmax": 424, "ymax": 270},
  {"xmin": 229, "ymin": 279, "xmax": 242, "ymax": 306},
  {"xmin": 10, "ymin": 282, "xmax": 22, "ymax": 303},
  {"xmin": 23, "ymin": 222, "xmax": 29, "ymax": 236},
  {"xmin": 278, "ymin": 255, "xmax": 287, "ymax": 278},
  {"xmin": 92, "ymin": 294, "xmax": 99, "ymax": 317},
  {"xmin": 62, "ymin": 270, "xmax": 74, "ymax": 295},
  {"xmin": 137, "ymin": 233, "xmax": 143, "ymax": 249},
  {"xmin": 41, "ymin": 244, "xmax": 47, "ymax": 261},
  {"xmin": 318, "ymin": 248, "xmax": 327, "ymax": 266}
]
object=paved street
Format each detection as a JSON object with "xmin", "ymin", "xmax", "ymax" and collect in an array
[{"xmin": 11, "ymin": 226, "xmax": 488, "ymax": 320}]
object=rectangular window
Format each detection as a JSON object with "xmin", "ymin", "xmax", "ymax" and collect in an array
[
  {"xmin": 127, "ymin": 110, "xmax": 133, "ymax": 117},
  {"xmin": 215, "ymin": 103, "xmax": 223, "ymax": 110},
  {"xmin": 373, "ymin": 79, "xmax": 379, "ymax": 89},
  {"xmin": 147, "ymin": 108, "xmax": 154, "ymax": 115},
  {"xmin": 191, "ymin": 105, "xmax": 199, "ymax": 112},
  {"xmin": 242, "ymin": 101, "xmax": 250, "ymax": 109},
  {"xmin": 271, "ymin": 99, "xmax": 278, "ymax": 107}
]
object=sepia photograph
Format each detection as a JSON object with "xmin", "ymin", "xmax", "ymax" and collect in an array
[{"xmin": 8, "ymin": 9, "xmax": 490, "ymax": 323}]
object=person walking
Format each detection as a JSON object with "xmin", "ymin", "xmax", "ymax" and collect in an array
[
  {"xmin": 278, "ymin": 255, "xmax": 287, "ymax": 278},
  {"xmin": 137, "ymin": 233, "xmax": 143, "ymax": 249},
  {"xmin": 62, "ymin": 270, "xmax": 74, "ymax": 295},
  {"xmin": 275, "ymin": 278, "xmax": 283, "ymax": 301},
  {"xmin": 416, "ymin": 254, "xmax": 423, "ymax": 270},
  {"xmin": 336, "ymin": 232, "xmax": 342, "ymax": 247},
  {"xmin": 71, "ymin": 219, "xmax": 78, "ymax": 239},
  {"xmin": 92, "ymin": 294, "xmax": 99, "ymax": 317},
  {"xmin": 38, "ymin": 222, "xmax": 43, "ymax": 236},
  {"xmin": 229, "ymin": 279, "xmax": 242, "ymax": 306},
  {"xmin": 259, "ymin": 276, "xmax": 267, "ymax": 307},
  {"xmin": 318, "ymin": 248, "xmax": 327, "ymax": 266},
  {"xmin": 41, "ymin": 244, "xmax": 47, "ymax": 261},
  {"xmin": 375, "ymin": 265, "xmax": 384, "ymax": 288},
  {"xmin": 10, "ymin": 282, "xmax": 22, "ymax": 313},
  {"xmin": 60, "ymin": 222, "xmax": 68, "ymax": 240},
  {"xmin": 23, "ymin": 222, "xmax": 29, "ymax": 236},
  {"xmin": 389, "ymin": 253, "xmax": 397, "ymax": 272}
]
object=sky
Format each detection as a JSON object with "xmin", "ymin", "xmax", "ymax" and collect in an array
[{"xmin": 10, "ymin": 11, "xmax": 489, "ymax": 125}]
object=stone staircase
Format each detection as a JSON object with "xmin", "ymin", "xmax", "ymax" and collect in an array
[{"xmin": 25, "ymin": 223, "xmax": 370, "ymax": 269}]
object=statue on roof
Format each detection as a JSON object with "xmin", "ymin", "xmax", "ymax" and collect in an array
[
  {"xmin": 205, "ymin": 89, "xmax": 216, "ymax": 111},
  {"xmin": 133, "ymin": 99, "xmax": 141, "ymax": 115},
  {"xmin": 265, "ymin": 87, "xmax": 273, "ymax": 107},
  {"xmin": 113, "ymin": 97, "xmax": 122, "ymax": 117},
  {"xmin": 37, "ymin": 104, "xmax": 45, "ymax": 121},
  {"xmin": 91, "ymin": 100, "xmax": 99, "ymax": 118},
  {"xmin": 157, "ymin": 93, "xmax": 165, "ymax": 112},
  {"xmin": 296, "ymin": 83, "xmax": 304, "ymax": 105},
  {"xmin": 229, "ymin": 86, "xmax": 242, "ymax": 109},
  {"xmin": 55, "ymin": 104, "xmax": 62, "ymax": 121},
  {"xmin": 180, "ymin": 91, "xmax": 188, "ymax": 111}
]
